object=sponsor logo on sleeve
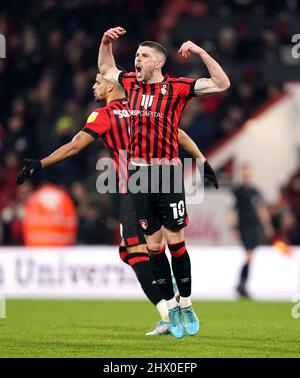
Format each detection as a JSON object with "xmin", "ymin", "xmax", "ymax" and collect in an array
[{"xmin": 87, "ymin": 112, "xmax": 99, "ymax": 123}]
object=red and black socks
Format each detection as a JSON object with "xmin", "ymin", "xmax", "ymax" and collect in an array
[
  {"xmin": 168, "ymin": 241, "xmax": 191, "ymax": 298},
  {"xmin": 127, "ymin": 252, "xmax": 163, "ymax": 306},
  {"xmin": 148, "ymin": 245, "xmax": 175, "ymax": 301}
]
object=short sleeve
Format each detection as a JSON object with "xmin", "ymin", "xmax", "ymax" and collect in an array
[
  {"xmin": 171, "ymin": 77, "xmax": 196, "ymax": 100},
  {"xmin": 118, "ymin": 71, "xmax": 137, "ymax": 90},
  {"xmin": 82, "ymin": 108, "xmax": 110, "ymax": 139}
]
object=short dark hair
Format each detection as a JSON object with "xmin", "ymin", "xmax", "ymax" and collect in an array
[{"xmin": 139, "ymin": 41, "xmax": 167, "ymax": 60}]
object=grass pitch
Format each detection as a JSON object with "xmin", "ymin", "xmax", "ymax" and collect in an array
[{"xmin": 0, "ymin": 300, "xmax": 299, "ymax": 358}]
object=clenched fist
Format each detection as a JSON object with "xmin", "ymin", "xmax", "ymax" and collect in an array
[
  {"xmin": 178, "ymin": 41, "xmax": 204, "ymax": 58},
  {"xmin": 16, "ymin": 159, "xmax": 42, "ymax": 185},
  {"xmin": 102, "ymin": 27, "xmax": 126, "ymax": 45}
]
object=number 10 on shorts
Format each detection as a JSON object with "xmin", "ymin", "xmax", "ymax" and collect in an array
[{"xmin": 170, "ymin": 201, "xmax": 185, "ymax": 219}]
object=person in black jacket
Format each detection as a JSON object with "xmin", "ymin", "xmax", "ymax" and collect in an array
[{"xmin": 231, "ymin": 164, "xmax": 274, "ymax": 297}]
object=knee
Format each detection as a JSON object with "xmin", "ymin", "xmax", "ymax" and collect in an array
[
  {"xmin": 145, "ymin": 229, "xmax": 164, "ymax": 254},
  {"xmin": 164, "ymin": 228, "xmax": 185, "ymax": 245},
  {"xmin": 147, "ymin": 242, "xmax": 165, "ymax": 255},
  {"xmin": 147, "ymin": 241, "xmax": 162, "ymax": 252}
]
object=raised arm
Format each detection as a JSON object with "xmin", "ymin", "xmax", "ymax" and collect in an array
[
  {"xmin": 178, "ymin": 129, "xmax": 219, "ymax": 189},
  {"xmin": 16, "ymin": 131, "xmax": 94, "ymax": 185},
  {"xmin": 178, "ymin": 41, "xmax": 230, "ymax": 96},
  {"xmin": 98, "ymin": 27, "xmax": 126, "ymax": 84}
]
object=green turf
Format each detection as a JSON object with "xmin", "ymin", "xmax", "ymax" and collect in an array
[{"xmin": 0, "ymin": 300, "xmax": 299, "ymax": 358}]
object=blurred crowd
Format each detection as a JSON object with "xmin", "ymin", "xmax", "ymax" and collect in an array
[{"xmin": 0, "ymin": 0, "xmax": 300, "ymax": 245}]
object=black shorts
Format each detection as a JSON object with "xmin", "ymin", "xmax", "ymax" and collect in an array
[
  {"xmin": 239, "ymin": 225, "xmax": 264, "ymax": 250},
  {"xmin": 128, "ymin": 164, "xmax": 188, "ymax": 235},
  {"xmin": 119, "ymin": 193, "xmax": 146, "ymax": 247}
]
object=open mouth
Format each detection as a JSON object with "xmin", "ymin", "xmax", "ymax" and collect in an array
[{"xmin": 135, "ymin": 65, "xmax": 142, "ymax": 76}]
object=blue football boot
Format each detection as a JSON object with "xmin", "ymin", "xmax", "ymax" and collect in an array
[
  {"xmin": 181, "ymin": 305, "xmax": 200, "ymax": 336},
  {"xmin": 168, "ymin": 306, "xmax": 185, "ymax": 339}
]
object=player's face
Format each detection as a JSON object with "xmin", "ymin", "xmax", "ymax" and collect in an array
[
  {"xmin": 92, "ymin": 74, "xmax": 109, "ymax": 101},
  {"xmin": 241, "ymin": 166, "xmax": 252, "ymax": 185},
  {"xmin": 135, "ymin": 46, "xmax": 161, "ymax": 83}
]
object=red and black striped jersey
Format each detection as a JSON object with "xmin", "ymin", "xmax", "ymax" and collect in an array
[
  {"xmin": 118, "ymin": 72, "xmax": 196, "ymax": 164},
  {"xmin": 82, "ymin": 98, "xmax": 130, "ymax": 192}
]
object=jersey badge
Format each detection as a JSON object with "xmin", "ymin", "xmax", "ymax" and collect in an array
[
  {"xmin": 139, "ymin": 219, "xmax": 148, "ymax": 230},
  {"xmin": 160, "ymin": 83, "xmax": 168, "ymax": 95}
]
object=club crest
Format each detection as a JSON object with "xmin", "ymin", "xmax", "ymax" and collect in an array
[
  {"xmin": 160, "ymin": 83, "xmax": 168, "ymax": 95},
  {"xmin": 139, "ymin": 219, "xmax": 148, "ymax": 230}
]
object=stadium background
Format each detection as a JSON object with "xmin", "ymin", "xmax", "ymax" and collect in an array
[
  {"xmin": 1, "ymin": 0, "xmax": 300, "ymax": 246},
  {"xmin": 1, "ymin": 0, "xmax": 300, "ymax": 358}
]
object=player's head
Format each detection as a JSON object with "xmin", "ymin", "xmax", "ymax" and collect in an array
[
  {"xmin": 92, "ymin": 73, "xmax": 124, "ymax": 102},
  {"xmin": 240, "ymin": 163, "xmax": 252, "ymax": 185},
  {"xmin": 135, "ymin": 41, "xmax": 167, "ymax": 82}
]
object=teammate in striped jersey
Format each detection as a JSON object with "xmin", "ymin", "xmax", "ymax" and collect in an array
[
  {"xmin": 16, "ymin": 72, "xmax": 218, "ymax": 336},
  {"xmin": 99, "ymin": 27, "xmax": 229, "ymax": 338}
]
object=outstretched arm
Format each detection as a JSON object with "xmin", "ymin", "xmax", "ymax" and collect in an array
[
  {"xmin": 16, "ymin": 131, "xmax": 94, "ymax": 185},
  {"xmin": 178, "ymin": 41, "xmax": 230, "ymax": 96},
  {"xmin": 98, "ymin": 26, "xmax": 126, "ymax": 84},
  {"xmin": 178, "ymin": 129, "xmax": 219, "ymax": 189},
  {"xmin": 41, "ymin": 131, "xmax": 94, "ymax": 168}
]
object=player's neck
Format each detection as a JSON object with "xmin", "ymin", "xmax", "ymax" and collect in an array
[
  {"xmin": 145, "ymin": 71, "xmax": 164, "ymax": 84},
  {"xmin": 106, "ymin": 92, "xmax": 125, "ymax": 105}
]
